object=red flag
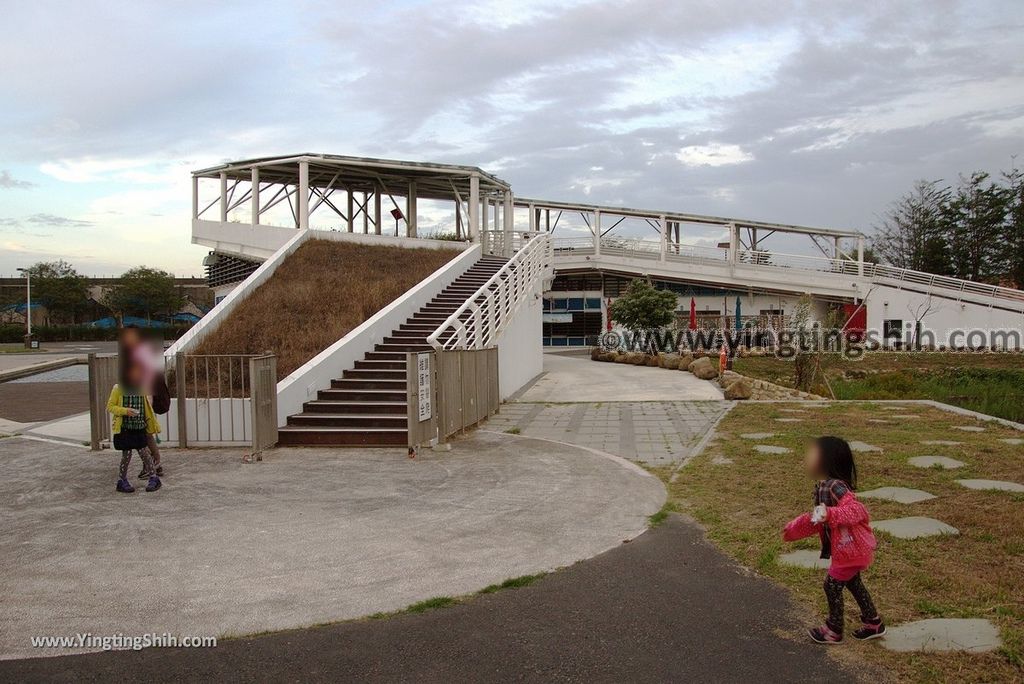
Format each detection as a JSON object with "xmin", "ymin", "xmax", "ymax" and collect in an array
[{"xmin": 689, "ymin": 297, "xmax": 697, "ymax": 331}]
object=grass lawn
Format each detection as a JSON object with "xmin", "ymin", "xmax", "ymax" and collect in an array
[
  {"xmin": 664, "ymin": 401, "xmax": 1024, "ymax": 682},
  {"xmin": 734, "ymin": 353, "xmax": 1024, "ymax": 422}
]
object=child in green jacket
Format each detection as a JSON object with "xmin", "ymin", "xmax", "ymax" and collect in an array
[{"xmin": 107, "ymin": 359, "xmax": 162, "ymax": 493}]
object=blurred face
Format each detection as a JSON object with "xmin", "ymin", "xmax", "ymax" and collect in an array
[
  {"xmin": 804, "ymin": 442, "xmax": 824, "ymax": 479},
  {"xmin": 121, "ymin": 328, "xmax": 140, "ymax": 347}
]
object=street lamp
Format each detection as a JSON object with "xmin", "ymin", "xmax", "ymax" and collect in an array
[{"xmin": 15, "ymin": 267, "xmax": 32, "ymax": 345}]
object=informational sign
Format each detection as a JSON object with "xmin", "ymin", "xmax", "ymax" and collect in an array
[
  {"xmin": 542, "ymin": 313, "xmax": 574, "ymax": 323},
  {"xmin": 416, "ymin": 353, "xmax": 432, "ymax": 422}
]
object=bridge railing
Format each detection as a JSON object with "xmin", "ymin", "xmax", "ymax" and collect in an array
[
  {"xmin": 550, "ymin": 235, "xmax": 1024, "ymax": 308},
  {"xmin": 428, "ymin": 233, "xmax": 552, "ymax": 351}
]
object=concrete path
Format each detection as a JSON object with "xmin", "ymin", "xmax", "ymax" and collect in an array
[
  {"xmin": 0, "ymin": 432, "xmax": 664, "ymax": 660},
  {"xmin": 487, "ymin": 401, "xmax": 727, "ymax": 466},
  {"xmin": 521, "ymin": 352, "xmax": 723, "ymax": 402},
  {"xmin": 0, "ymin": 516, "xmax": 857, "ymax": 683}
]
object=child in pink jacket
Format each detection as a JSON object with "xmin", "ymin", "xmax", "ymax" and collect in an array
[{"xmin": 783, "ymin": 436, "xmax": 884, "ymax": 644}]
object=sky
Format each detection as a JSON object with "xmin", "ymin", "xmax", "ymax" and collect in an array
[{"xmin": 1, "ymin": 0, "xmax": 1023, "ymax": 276}]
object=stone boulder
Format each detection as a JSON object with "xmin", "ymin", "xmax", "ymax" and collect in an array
[
  {"xmin": 590, "ymin": 347, "xmax": 603, "ymax": 361},
  {"xmin": 723, "ymin": 379, "xmax": 752, "ymax": 400},
  {"xmin": 678, "ymin": 352, "xmax": 693, "ymax": 370},
  {"xmin": 718, "ymin": 370, "xmax": 742, "ymax": 388},
  {"xmin": 624, "ymin": 352, "xmax": 647, "ymax": 365},
  {"xmin": 690, "ymin": 356, "xmax": 719, "ymax": 380},
  {"xmin": 644, "ymin": 354, "xmax": 660, "ymax": 367},
  {"xmin": 613, "ymin": 352, "xmax": 630, "ymax": 364},
  {"xmin": 660, "ymin": 353, "xmax": 681, "ymax": 370}
]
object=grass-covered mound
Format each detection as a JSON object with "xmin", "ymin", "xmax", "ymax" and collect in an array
[{"xmin": 193, "ymin": 239, "xmax": 459, "ymax": 381}]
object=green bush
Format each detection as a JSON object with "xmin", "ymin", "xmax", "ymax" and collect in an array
[{"xmin": 0, "ymin": 324, "xmax": 192, "ymax": 344}]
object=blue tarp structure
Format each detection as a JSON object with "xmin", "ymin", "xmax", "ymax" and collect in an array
[
  {"xmin": 169, "ymin": 312, "xmax": 201, "ymax": 324},
  {"xmin": 89, "ymin": 316, "xmax": 170, "ymax": 329}
]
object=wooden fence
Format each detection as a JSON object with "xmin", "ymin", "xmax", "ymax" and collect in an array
[{"xmin": 407, "ymin": 348, "xmax": 500, "ymax": 449}]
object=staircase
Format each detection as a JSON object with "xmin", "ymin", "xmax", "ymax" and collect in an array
[{"xmin": 277, "ymin": 255, "xmax": 509, "ymax": 446}]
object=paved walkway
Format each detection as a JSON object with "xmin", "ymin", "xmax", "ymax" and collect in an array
[
  {"xmin": 0, "ymin": 516, "xmax": 856, "ymax": 683},
  {"xmin": 521, "ymin": 352, "xmax": 723, "ymax": 402},
  {"xmin": 487, "ymin": 401, "xmax": 726, "ymax": 466},
  {"xmin": 0, "ymin": 432, "xmax": 663, "ymax": 660}
]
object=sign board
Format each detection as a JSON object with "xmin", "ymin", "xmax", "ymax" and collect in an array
[
  {"xmin": 542, "ymin": 313, "xmax": 574, "ymax": 323},
  {"xmin": 416, "ymin": 353, "xmax": 432, "ymax": 422}
]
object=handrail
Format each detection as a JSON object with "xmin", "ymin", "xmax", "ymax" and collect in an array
[
  {"xmin": 427, "ymin": 233, "xmax": 552, "ymax": 350},
  {"xmin": 549, "ymin": 236, "xmax": 1024, "ymax": 309}
]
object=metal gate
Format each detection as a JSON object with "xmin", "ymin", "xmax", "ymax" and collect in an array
[
  {"xmin": 89, "ymin": 352, "xmax": 278, "ymax": 453},
  {"xmin": 407, "ymin": 347, "xmax": 499, "ymax": 449}
]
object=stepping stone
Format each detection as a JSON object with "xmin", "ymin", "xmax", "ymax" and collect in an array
[
  {"xmin": 740, "ymin": 432, "xmax": 775, "ymax": 440},
  {"xmin": 849, "ymin": 441, "xmax": 881, "ymax": 453},
  {"xmin": 908, "ymin": 456, "xmax": 965, "ymax": 469},
  {"xmin": 956, "ymin": 479, "xmax": 1024, "ymax": 493},
  {"xmin": 999, "ymin": 438, "xmax": 1023, "ymax": 445},
  {"xmin": 859, "ymin": 487, "xmax": 937, "ymax": 504},
  {"xmin": 890, "ymin": 414, "xmax": 920, "ymax": 419},
  {"xmin": 777, "ymin": 550, "xmax": 830, "ymax": 570},
  {"xmin": 953, "ymin": 426, "xmax": 985, "ymax": 432},
  {"xmin": 873, "ymin": 517, "xmax": 959, "ymax": 539},
  {"xmin": 881, "ymin": 405, "xmax": 907, "ymax": 411},
  {"xmin": 775, "ymin": 418, "xmax": 802, "ymax": 423},
  {"xmin": 779, "ymin": 408, "xmax": 806, "ymax": 413},
  {"xmin": 921, "ymin": 440, "xmax": 961, "ymax": 446},
  {"xmin": 867, "ymin": 419, "xmax": 892, "ymax": 424},
  {"xmin": 754, "ymin": 445, "xmax": 792, "ymax": 454},
  {"xmin": 881, "ymin": 618, "xmax": 1001, "ymax": 653},
  {"xmin": 711, "ymin": 455, "xmax": 734, "ymax": 465}
]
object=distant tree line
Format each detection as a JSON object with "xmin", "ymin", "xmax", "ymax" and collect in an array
[
  {"xmin": 872, "ymin": 165, "xmax": 1024, "ymax": 287},
  {"xmin": 1, "ymin": 260, "xmax": 188, "ymax": 325}
]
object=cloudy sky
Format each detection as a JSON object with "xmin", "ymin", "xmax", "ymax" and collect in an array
[{"xmin": 1, "ymin": 0, "xmax": 1022, "ymax": 276}]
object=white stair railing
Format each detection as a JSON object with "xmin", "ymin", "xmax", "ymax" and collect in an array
[{"xmin": 428, "ymin": 233, "xmax": 552, "ymax": 350}]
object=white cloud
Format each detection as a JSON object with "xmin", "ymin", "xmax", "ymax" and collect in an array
[{"xmin": 676, "ymin": 143, "xmax": 754, "ymax": 167}]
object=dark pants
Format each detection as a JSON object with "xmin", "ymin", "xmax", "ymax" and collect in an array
[{"xmin": 823, "ymin": 573, "xmax": 878, "ymax": 633}]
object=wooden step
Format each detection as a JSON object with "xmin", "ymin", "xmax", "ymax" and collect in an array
[
  {"xmin": 330, "ymin": 378, "xmax": 406, "ymax": 390},
  {"xmin": 354, "ymin": 359, "xmax": 407, "ymax": 370},
  {"xmin": 287, "ymin": 413, "xmax": 407, "ymax": 428},
  {"xmin": 303, "ymin": 400, "xmax": 407, "ymax": 414},
  {"xmin": 278, "ymin": 427, "xmax": 407, "ymax": 447},
  {"xmin": 342, "ymin": 368, "xmax": 407, "ymax": 380},
  {"xmin": 375, "ymin": 343, "xmax": 432, "ymax": 353},
  {"xmin": 318, "ymin": 388, "xmax": 406, "ymax": 401}
]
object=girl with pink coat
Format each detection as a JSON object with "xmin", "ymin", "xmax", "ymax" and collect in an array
[{"xmin": 783, "ymin": 436, "xmax": 884, "ymax": 644}]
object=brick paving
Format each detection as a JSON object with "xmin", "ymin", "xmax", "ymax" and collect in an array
[
  {"xmin": 0, "ymin": 381, "xmax": 89, "ymax": 423},
  {"xmin": 487, "ymin": 401, "xmax": 727, "ymax": 466}
]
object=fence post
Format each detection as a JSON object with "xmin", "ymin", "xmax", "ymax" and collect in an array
[
  {"xmin": 175, "ymin": 352, "xmax": 188, "ymax": 448},
  {"xmin": 88, "ymin": 353, "xmax": 100, "ymax": 451}
]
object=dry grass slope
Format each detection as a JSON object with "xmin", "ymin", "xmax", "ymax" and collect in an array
[{"xmin": 194, "ymin": 239, "xmax": 458, "ymax": 381}]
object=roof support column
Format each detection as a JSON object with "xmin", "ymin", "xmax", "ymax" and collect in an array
[
  {"xmin": 363, "ymin": 192, "xmax": 369, "ymax": 233},
  {"xmin": 407, "ymin": 181, "xmax": 418, "ymax": 237},
  {"xmin": 191, "ymin": 175, "xmax": 199, "ymax": 220},
  {"xmin": 593, "ymin": 210, "xmax": 601, "ymax": 256},
  {"xmin": 469, "ymin": 174, "xmax": 480, "ymax": 242},
  {"xmin": 857, "ymin": 236, "xmax": 865, "ymax": 276},
  {"xmin": 250, "ymin": 168, "xmax": 260, "ymax": 227},
  {"xmin": 729, "ymin": 222, "xmax": 738, "ymax": 263},
  {"xmin": 347, "ymin": 189, "xmax": 354, "ymax": 232},
  {"xmin": 503, "ymin": 191, "xmax": 513, "ymax": 257},
  {"xmin": 298, "ymin": 160, "xmax": 309, "ymax": 231},
  {"xmin": 219, "ymin": 172, "xmax": 228, "ymax": 222},
  {"xmin": 659, "ymin": 214, "xmax": 667, "ymax": 262},
  {"xmin": 528, "ymin": 203, "xmax": 537, "ymax": 233},
  {"xmin": 455, "ymin": 199, "xmax": 463, "ymax": 239},
  {"xmin": 374, "ymin": 185, "xmax": 382, "ymax": 235}
]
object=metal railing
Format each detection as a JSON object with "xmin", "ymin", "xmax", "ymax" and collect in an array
[
  {"xmin": 427, "ymin": 233, "xmax": 552, "ymax": 351},
  {"xmin": 549, "ymin": 236, "xmax": 1024, "ymax": 310}
]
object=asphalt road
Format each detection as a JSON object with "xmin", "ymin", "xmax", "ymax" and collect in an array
[{"xmin": 0, "ymin": 515, "xmax": 857, "ymax": 683}]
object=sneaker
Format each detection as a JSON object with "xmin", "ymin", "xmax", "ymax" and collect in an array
[
  {"xmin": 116, "ymin": 478, "xmax": 135, "ymax": 493},
  {"xmin": 853, "ymin": 620, "xmax": 886, "ymax": 641},
  {"xmin": 808, "ymin": 625, "xmax": 843, "ymax": 644},
  {"xmin": 145, "ymin": 476, "xmax": 162, "ymax": 492},
  {"xmin": 138, "ymin": 466, "xmax": 163, "ymax": 479}
]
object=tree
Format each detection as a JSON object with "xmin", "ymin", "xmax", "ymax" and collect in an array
[
  {"xmin": 608, "ymin": 280, "xmax": 678, "ymax": 337},
  {"xmin": 872, "ymin": 180, "xmax": 952, "ymax": 274},
  {"xmin": 24, "ymin": 260, "xmax": 90, "ymax": 324},
  {"xmin": 1001, "ymin": 165, "xmax": 1024, "ymax": 288},
  {"xmin": 105, "ymin": 267, "xmax": 183, "ymax": 321},
  {"xmin": 944, "ymin": 172, "xmax": 1009, "ymax": 282}
]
